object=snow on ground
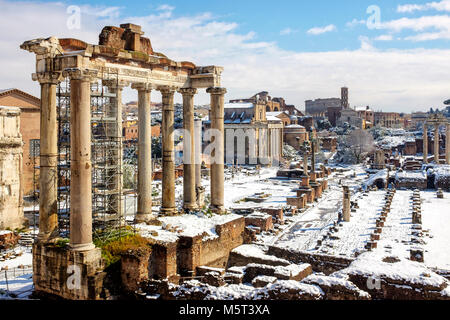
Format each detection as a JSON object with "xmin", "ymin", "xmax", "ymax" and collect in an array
[
  {"xmin": 0, "ymin": 273, "xmax": 33, "ymax": 300},
  {"xmin": 316, "ymin": 191, "xmax": 385, "ymax": 257},
  {"xmin": 372, "ymin": 190, "xmax": 413, "ymax": 259},
  {"xmin": 0, "ymin": 247, "xmax": 32, "ymax": 270},
  {"xmin": 259, "ymin": 166, "xmax": 369, "ymax": 251},
  {"xmin": 421, "ymin": 190, "xmax": 450, "ymax": 270}
]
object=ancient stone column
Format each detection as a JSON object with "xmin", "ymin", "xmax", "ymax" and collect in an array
[
  {"xmin": 423, "ymin": 124, "xmax": 428, "ymax": 164},
  {"xmin": 179, "ymin": 88, "xmax": 198, "ymax": 211},
  {"xmin": 207, "ymin": 87, "xmax": 227, "ymax": 214},
  {"xmin": 160, "ymin": 86, "xmax": 177, "ymax": 215},
  {"xmin": 446, "ymin": 123, "xmax": 450, "ymax": 165},
  {"xmin": 65, "ymin": 69, "xmax": 97, "ymax": 251},
  {"xmin": 303, "ymin": 150, "xmax": 309, "ymax": 178},
  {"xmin": 104, "ymin": 80, "xmax": 127, "ymax": 218},
  {"xmin": 194, "ymin": 118, "xmax": 204, "ymax": 207},
  {"xmin": 132, "ymin": 83, "xmax": 154, "ymax": 222},
  {"xmin": 34, "ymin": 72, "xmax": 61, "ymax": 241},
  {"xmin": 434, "ymin": 125, "xmax": 440, "ymax": 163},
  {"xmin": 311, "ymin": 139, "xmax": 316, "ymax": 182},
  {"xmin": 343, "ymin": 185, "xmax": 350, "ymax": 222}
]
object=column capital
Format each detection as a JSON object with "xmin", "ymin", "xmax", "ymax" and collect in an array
[
  {"xmin": 159, "ymin": 85, "xmax": 178, "ymax": 95},
  {"xmin": 206, "ymin": 87, "xmax": 227, "ymax": 95},
  {"xmin": 131, "ymin": 82, "xmax": 155, "ymax": 92},
  {"xmin": 63, "ymin": 68, "xmax": 98, "ymax": 82},
  {"xmin": 179, "ymin": 88, "xmax": 198, "ymax": 96},
  {"xmin": 32, "ymin": 72, "xmax": 63, "ymax": 84}
]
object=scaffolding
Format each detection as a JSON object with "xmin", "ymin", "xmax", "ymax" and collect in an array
[{"xmin": 56, "ymin": 69, "xmax": 124, "ymax": 239}]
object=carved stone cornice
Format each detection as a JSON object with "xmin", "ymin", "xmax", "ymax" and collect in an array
[
  {"xmin": 62, "ymin": 68, "xmax": 98, "ymax": 82},
  {"xmin": 178, "ymin": 88, "xmax": 197, "ymax": 96},
  {"xmin": 206, "ymin": 87, "xmax": 227, "ymax": 95},
  {"xmin": 20, "ymin": 36, "xmax": 63, "ymax": 58},
  {"xmin": 32, "ymin": 71, "xmax": 63, "ymax": 85}
]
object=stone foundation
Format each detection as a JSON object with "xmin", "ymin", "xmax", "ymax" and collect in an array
[
  {"xmin": 32, "ymin": 242, "xmax": 105, "ymax": 300},
  {"xmin": 267, "ymin": 246, "xmax": 354, "ymax": 275},
  {"xmin": 149, "ymin": 216, "xmax": 245, "ymax": 280}
]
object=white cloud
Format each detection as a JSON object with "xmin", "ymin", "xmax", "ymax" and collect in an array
[
  {"xmin": 307, "ymin": 24, "xmax": 337, "ymax": 35},
  {"xmin": 0, "ymin": 0, "xmax": 449, "ymax": 113},
  {"xmin": 346, "ymin": 18, "xmax": 366, "ymax": 28},
  {"xmin": 280, "ymin": 28, "xmax": 297, "ymax": 36},
  {"xmin": 377, "ymin": 14, "xmax": 450, "ymax": 41},
  {"xmin": 398, "ymin": 0, "xmax": 450, "ymax": 13},
  {"xmin": 374, "ymin": 34, "xmax": 394, "ymax": 41},
  {"xmin": 156, "ymin": 4, "xmax": 175, "ymax": 12},
  {"xmin": 380, "ymin": 15, "xmax": 450, "ymax": 32}
]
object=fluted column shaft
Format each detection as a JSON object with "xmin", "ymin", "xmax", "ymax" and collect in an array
[
  {"xmin": 446, "ymin": 124, "xmax": 450, "ymax": 165},
  {"xmin": 133, "ymin": 83, "xmax": 154, "ymax": 222},
  {"xmin": 207, "ymin": 87, "xmax": 226, "ymax": 214},
  {"xmin": 160, "ymin": 87, "xmax": 177, "ymax": 215},
  {"xmin": 435, "ymin": 125, "xmax": 440, "ymax": 163},
  {"xmin": 35, "ymin": 72, "xmax": 61, "ymax": 242},
  {"xmin": 423, "ymin": 124, "xmax": 428, "ymax": 164},
  {"xmin": 180, "ymin": 88, "xmax": 197, "ymax": 211},
  {"xmin": 66, "ymin": 69, "xmax": 97, "ymax": 251}
]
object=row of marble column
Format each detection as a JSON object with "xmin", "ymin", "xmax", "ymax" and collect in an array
[
  {"xmin": 35, "ymin": 68, "xmax": 227, "ymax": 252},
  {"xmin": 423, "ymin": 123, "xmax": 450, "ymax": 164}
]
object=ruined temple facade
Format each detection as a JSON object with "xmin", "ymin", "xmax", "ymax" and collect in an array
[
  {"xmin": 422, "ymin": 113, "xmax": 450, "ymax": 165},
  {"xmin": 0, "ymin": 106, "xmax": 24, "ymax": 230},
  {"xmin": 21, "ymin": 23, "xmax": 226, "ymax": 299},
  {"xmin": 219, "ymin": 101, "xmax": 283, "ymax": 165}
]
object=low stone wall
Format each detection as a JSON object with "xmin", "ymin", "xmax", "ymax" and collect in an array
[
  {"xmin": 198, "ymin": 217, "xmax": 245, "ymax": 269},
  {"xmin": 121, "ymin": 248, "xmax": 151, "ymax": 293},
  {"xmin": 267, "ymin": 246, "xmax": 354, "ymax": 275},
  {"xmin": 148, "ymin": 216, "xmax": 245, "ymax": 280},
  {"xmin": 0, "ymin": 231, "xmax": 20, "ymax": 250}
]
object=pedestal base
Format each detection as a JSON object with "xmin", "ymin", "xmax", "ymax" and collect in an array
[{"xmin": 33, "ymin": 242, "xmax": 105, "ymax": 300}]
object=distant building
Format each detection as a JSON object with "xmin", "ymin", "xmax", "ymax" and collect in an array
[
  {"xmin": 122, "ymin": 119, "xmax": 160, "ymax": 141},
  {"xmin": 305, "ymin": 87, "xmax": 349, "ymax": 121},
  {"xmin": 336, "ymin": 108, "xmax": 363, "ymax": 129},
  {"xmin": 306, "ymin": 97, "xmax": 341, "ymax": 119},
  {"xmin": 218, "ymin": 101, "xmax": 284, "ymax": 165},
  {"xmin": 267, "ymin": 111, "xmax": 291, "ymax": 127},
  {"xmin": 230, "ymin": 91, "xmax": 304, "ymax": 116},
  {"xmin": 356, "ymin": 106, "xmax": 374, "ymax": 129},
  {"xmin": 374, "ymin": 112, "xmax": 403, "ymax": 128}
]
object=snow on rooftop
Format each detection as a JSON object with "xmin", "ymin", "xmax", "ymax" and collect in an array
[{"xmin": 224, "ymin": 103, "xmax": 254, "ymax": 109}]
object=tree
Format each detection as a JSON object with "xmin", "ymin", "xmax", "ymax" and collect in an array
[{"xmin": 344, "ymin": 129, "xmax": 375, "ymax": 164}]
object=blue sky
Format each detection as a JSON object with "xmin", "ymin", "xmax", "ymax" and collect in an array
[
  {"xmin": 33, "ymin": 0, "xmax": 450, "ymax": 51},
  {"xmin": 1, "ymin": 0, "xmax": 450, "ymax": 112}
]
